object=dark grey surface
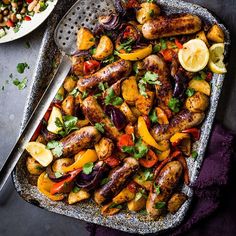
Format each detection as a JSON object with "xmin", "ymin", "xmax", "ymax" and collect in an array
[{"xmin": 0, "ymin": 0, "xmax": 236, "ymax": 235}]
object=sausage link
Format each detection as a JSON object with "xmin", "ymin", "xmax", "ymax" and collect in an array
[
  {"xmin": 146, "ymin": 161, "xmax": 183, "ymax": 219},
  {"xmin": 60, "ymin": 126, "xmax": 101, "ymax": 157},
  {"xmin": 94, "ymin": 157, "xmax": 139, "ymax": 204},
  {"xmin": 151, "ymin": 110, "xmax": 205, "ymax": 142},
  {"xmin": 77, "ymin": 59, "xmax": 132, "ymax": 92},
  {"xmin": 142, "ymin": 14, "xmax": 202, "ymax": 40}
]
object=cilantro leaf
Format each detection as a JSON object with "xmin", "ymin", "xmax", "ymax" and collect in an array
[
  {"xmin": 143, "ymin": 169, "xmax": 154, "ymax": 181},
  {"xmin": 56, "ymin": 116, "xmax": 79, "ymax": 137},
  {"xmin": 186, "ymin": 88, "xmax": 195, "ymax": 97},
  {"xmin": 55, "ymin": 172, "xmax": 63, "ymax": 178},
  {"xmin": 72, "ymin": 186, "xmax": 81, "ymax": 193},
  {"xmin": 83, "ymin": 162, "xmax": 94, "ymax": 175},
  {"xmin": 154, "ymin": 183, "xmax": 161, "ymax": 195},
  {"xmin": 191, "ymin": 151, "xmax": 198, "ymax": 160},
  {"xmin": 155, "ymin": 202, "xmax": 166, "ymax": 209},
  {"xmin": 105, "ymin": 88, "xmax": 123, "ymax": 106},
  {"xmin": 55, "ymin": 93, "xmax": 64, "ymax": 101},
  {"xmin": 13, "ymin": 77, "xmax": 28, "ymax": 90},
  {"xmin": 168, "ymin": 98, "xmax": 181, "ymax": 113},
  {"xmin": 122, "ymin": 146, "xmax": 135, "ymax": 154},
  {"xmin": 102, "ymin": 55, "xmax": 115, "ymax": 64},
  {"xmin": 95, "ymin": 123, "xmax": 105, "ymax": 133},
  {"xmin": 46, "ymin": 140, "xmax": 63, "ymax": 157},
  {"xmin": 109, "ymin": 203, "xmax": 123, "ymax": 209},
  {"xmin": 117, "ymin": 39, "xmax": 134, "ymax": 52},
  {"xmin": 82, "ymin": 91, "xmax": 88, "ymax": 99},
  {"xmin": 149, "ymin": 109, "xmax": 158, "ymax": 123},
  {"xmin": 153, "ymin": 44, "xmax": 161, "ymax": 53},
  {"xmin": 101, "ymin": 177, "xmax": 109, "ymax": 185},
  {"xmin": 160, "ymin": 38, "xmax": 167, "ymax": 50},
  {"xmin": 98, "ymin": 82, "xmax": 108, "ymax": 91},
  {"xmin": 17, "ymin": 63, "xmax": 29, "ymax": 74}
]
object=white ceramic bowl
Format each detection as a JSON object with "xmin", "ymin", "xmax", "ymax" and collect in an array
[{"xmin": 0, "ymin": 0, "xmax": 58, "ymax": 44}]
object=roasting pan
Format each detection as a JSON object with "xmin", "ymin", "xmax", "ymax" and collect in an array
[{"xmin": 12, "ymin": 0, "xmax": 230, "ymax": 234}]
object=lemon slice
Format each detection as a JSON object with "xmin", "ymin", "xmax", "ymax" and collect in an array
[
  {"xmin": 208, "ymin": 43, "xmax": 227, "ymax": 74},
  {"xmin": 25, "ymin": 142, "xmax": 53, "ymax": 167},
  {"xmin": 178, "ymin": 39, "xmax": 209, "ymax": 72}
]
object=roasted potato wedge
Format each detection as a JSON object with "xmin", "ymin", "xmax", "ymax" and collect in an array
[
  {"xmin": 26, "ymin": 156, "xmax": 44, "ymax": 175},
  {"xmin": 63, "ymin": 76, "xmax": 77, "ymax": 93},
  {"xmin": 93, "ymin": 35, "xmax": 114, "ymax": 60},
  {"xmin": 136, "ymin": 2, "xmax": 160, "ymax": 24},
  {"xmin": 186, "ymin": 91, "xmax": 209, "ymax": 113},
  {"xmin": 120, "ymin": 102, "xmax": 137, "ymax": 124},
  {"xmin": 207, "ymin": 24, "xmax": 224, "ymax": 43},
  {"xmin": 188, "ymin": 79, "xmax": 211, "ymax": 96},
  {"xmin": 101, "ymin": 202, "xmax": 122, "ymax": 216},
  {"xmin": 68, "ymin": 189, "xmax": 90, "ymax": 204},
  {"xmin": 135, "ymin": 91, "xmax": 155, "ymax": 115},
  {"xmin": 112, "ymin": 187, "xmax": 135, "ymax": 204},
  {"xmin": 77, "ymin": 27, "xmax": 95, "ymax": 50},
  {"xmin": 95, "ymin": 137, "xmax": 114, "ymax": 160},
  {"xmin": 62, "ymin": 95, "xmax": 75, "ymax": 116},
  {"xmin": 133, "ymin": 171, "xmax": 152, "ymax": 191},
  {"xmin": 121, "ymin": 76, "xmax": 139, "ymax": 105},
  {"xmin": 127, "ymin": 195, "xmax": 146, "ymax": 212}
]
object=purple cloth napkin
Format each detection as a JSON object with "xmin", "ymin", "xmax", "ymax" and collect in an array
[{"xmin": 86, "ymin": 123, "xmax": 235, "ymax": 236}]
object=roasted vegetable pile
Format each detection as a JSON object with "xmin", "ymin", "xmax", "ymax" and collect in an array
[{"xmin": 25, "ymin": 0, "xmax": 226, "ymax": 219}]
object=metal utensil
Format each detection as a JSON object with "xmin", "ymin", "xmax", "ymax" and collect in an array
[{"xmin": 0, "ymin": 0, "xmax": 116, "ymax": 192}]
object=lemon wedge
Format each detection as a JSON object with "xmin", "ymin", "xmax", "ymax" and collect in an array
[
  {"xmin": 208, "ymin": 43, "xmax": 227, "ymax": 74},
  {"xmin": 47, "ymin": 106, "xmax": 63, "ymax": 134},
  {"xmin": 25, "ymin": 142, "xmax": 53, "ymax": 167},
  {"xmin": 178, "ymin": 39, "xmax": 209, "ymax": 72}
]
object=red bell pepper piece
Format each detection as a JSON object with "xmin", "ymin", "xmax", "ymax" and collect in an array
[
  {"xmin": 126, "ymin": 0, "xmax": 140, "ymax": 8},
  {"xmin": 50, "ymin": 168, "xmax": 82, "ymax": 195},
  {"xmin": 139, "ymin": 150, "xmax": 159, "ymax": 168},
  {"xmin": 175, "ymin": 39, "xmax": 183, "ymax": 49},
  {"xmin": 83, "ymin": 60, "xmax": 100, "ymax": 75},
  {"xmin": 182, "ymin": 128, "xmax": 201, "ymax": 140},
  {"xmin": 206, "ymin": 72, "xmax": 213, "ymax": 82},
  {"xmin": 6, "ymin": 20, "xmax": 14, "ymax": 27},
  {"xmin": 176, "ymin": 155, "xmax": 190, "ymax": 185},
  {"xmin": 26, "ymin": 0, "xmax": 33, "ymax": 3},
  {"xmin": 24, "ymin": 16, "xmax": 31, "ymax": 21},
  {"xmin": 30, "ymin": 123, "xmax": 42, "ymax": 141},
  {"xmin": 160, "ymin": 49, "xmax": 176, "ymax": 62},
  {"xmin": 127, "ymin": 181, "xmax": 138, "ymax": 193},
  {"xmin": 104, "ymin": 155, "xmax": 120, "ymax": 168},
  {"xmin": 117, "ymin": 134, "xmax": 134, "ymax": 151}
]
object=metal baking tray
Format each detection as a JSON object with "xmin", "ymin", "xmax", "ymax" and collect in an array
[{"xmin": 12, "ymin": 0, "xmax": 230, "ymax": 234}]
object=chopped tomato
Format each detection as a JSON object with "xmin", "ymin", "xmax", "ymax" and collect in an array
[
  {"xmin": 50, "ymin": 168, "xmax": 82, "ymax": 195},
  {"xmin": 104, "ymin": 155, "xmax": 120, "ymax": 168},
  {"xmin": 175, "ymin": 39, "xmax": 183, "ymax": 49},
  {"xmin": 126, "ymin": 0, "xmax": 140, "ymax": 8},
  {"xmin": 83, "ymin": 60, "xmax": 100, "ymax": 75},
  {"xmin": 123, "ymin": 25, "xmax": 138, "ymax": 41},
  {"xmin": 6, "ymin": 20, "xmax": 14, "ymax": 27},
  {"xmin": 26, "ymin": 0, "xmax": 33, "ymax": 3},
  {"xmin": 24, "ymin": 16, "xmax": 31, "ymax": 21},
  {"xmin": 127, "ymin": 181, "xmax": 138, "ymax": 193},
  {"xmin": 117, "ymin": 134, "xmax": 134, "ymax": 150},
  {"xmin": 139, "ymin": 150, "xmax": 158, "ymax": 168},
  {"xmin": 206, "ymin": 72, "xmax": 213, "ymax": 82},
  {"xmin": 182, "ymin": 128, "xmax": 201, "ymax": 141},
  {"xmin": 160, "ymin": 49, "xmax": 176, "ymax": 62}
]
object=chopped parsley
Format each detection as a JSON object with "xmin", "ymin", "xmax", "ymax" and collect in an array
[
  {"xmin": 55, "ymin": 172, "xmax": 63, "ymax": 178},
  {"xmin": 160, "ymin": 38, "xmax": 167, "ymax": 50},
  {"xmin": 191, "ymin": 151, "xmax": 198, "ymax": 160},
  {"xmin": 153, "ymin": 44, "xmax": 161, "ymax": 53},
  {"xmin": 168, "ymin": 97, "xmax": 181, "ymax": 113},
  {"xmin": 98, "ymin": 82, "xmax": 108, "ymax": 91},
  {"xmin": 55, "ymin": 93, "xmax": 64, "ymax": 101},
  {"xmin": 143, "ymin": 169, "xmax": 154, "ymax": 181},
  {"xmin": 138, "ymin": 71, "xmax": 161, "ymax": 97},
  {"xmin": 13, "ymin": 77, "xmax": 28, "ymax": 90},
  {"xmin": 149, "ymin": 109, "xmax": 158, "ymax": 124},
  {"xmin": 82, "ymin": 91, "xmax": 88, "ymax": 99},
  {"xmin": 186, "ymin": 88, "xmax": 195, "ymax": 97},
  {"xmin": 72, "ymin": 186, "xmax": 81, "ymax": 193},
  {"xmin": 46, "ymin": 140, "xmax": 63, "ymax": 157},
  {"xmin": 109, "ymin": 203, "xmax": 123, "ymax": 209},
  {"xmin": 105, "ymin": 88, "xmax": 123, "ymax": 106},
  {"xmin": 94, "ymin": 123, "xmax": 105, "ymax": 133},
  {"xmin": 135, "ymin": 189, "xmax": 147, "ymax": 201},
  {"xmin": 17, "ymin": 62, "xmax": 29, "ymax": 74},
  {"xmin": 117, "ymin": 39, "xmax": 133, "ymax": 53},
  {"xmin": 102, "ymin": 55, "xmax": 115, "ymax": 64},
  {"xmin": 155, "ymin": 202, "xmax": 166, "ymax": 209},
  {"xmin": 149, "ymin": 9, "xmax": 155, "ymax": 17},
  {"xmin": 70, "ymin": 88, "xmax": 80, "ymax": 97},
  {"xmin": 83, "ymin": 162, "xmax": 94, "ymax": 175},
  {"xmin": 154, "ymin": 183, "xmax": 161, "ymax": 195},
  {"xmin": 25, "ymin": 41, "xmax": 31, "ymax": 49},
  {"xmin": 101, "ymin": 177, "xmax": 109, "ymax": 185}
]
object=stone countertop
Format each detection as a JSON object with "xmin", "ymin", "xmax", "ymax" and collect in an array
[{"xmin": 0, "ymin": 0, "xmax": 236, "ymax": 235}]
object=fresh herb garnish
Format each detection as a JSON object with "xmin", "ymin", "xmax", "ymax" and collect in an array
[
  {"xmin": 143, "ymin": 169, "xmax": 154, "ymax": 181},
  {"xmin": 153, "ymin": 44, "xmax": 161, "ymax": 53},
  {"xmin": 117, "ymin": 39, "xmax": 133, "ymax": 52},
  {"xmin": 168, "ymin": 97, "xmax": 181, "ymax": 113},
  {"xmin": 135, "ymin": 189, "xmax": 147, "ymax": 201},
  {"xmin": 109, "ymin": 203, "xmax": 123, "ymax": 209},
  {"xmin": 17, "ymin": 62, "xmax": 29, "ymax": 74},
  {"xmin": 105, "ymin": 88, "xmax": 123, "ymax": 106},
  {"xmin": 154, "ymin": 183, "xmax": 161, "ymax": 195},
  {"xmin": 25, "ymin": 41, "xmax": 31, "ymax": 49},
  {"xmin": 94, "ymin": 123, "xmax": 105, "ymax": 133},
  {"xmin": 149, "ymin": 9, "xmax": 155, "ymax": 17},
  {"xmin": 101, "ymin": 177, "xmax": 109, "ymax": 185},
  {"xmin": 191, "ymin": 151, "xmax": 198, "ymax": 160},
  {"xmin": 70, "ymin": 88, "xmax": 80, "ymax": 97},
  {"xmin": 160, "ymin": 38, "xmax": 167, "ymax": 50},
  {"xmin": 55, "ymin": 116, "xmax": 79, "ymax": 136},
  {"xmin": 55, "ymin": 172, "xmax": 63, "ymax": 178},
  {"xmin": 55, "ymin": 93, "xmax": 64, "ymax": 101},
  {"xmin": 155, "ymin": 202, "xmax": 166, "ymax": 209},
  {"xmin": 138, "ymin": 71, "xmax": 161, "ymax": 97},
  {"xmin": 98, "ymin": 82, "xmax": 108, "ymax": 91},
  {"xmin": 83, "ymin": 162, "xmax": 94, "ymax": 175},
  {"xmin": 139, "ymin": 209, "xmax": 147, "ymax": 215},
  {"xmin": 82, "ymin": 91, "xmax": 88, "ymax": 99},
  {"xmin": 13, "ymin": 77, "xmax": 28, "ymax": 90},
  {"xmin": 72, "ymin": 186, "xmax": 81, "ymax": 193},
  {"xmin": 122, "ymin": 146, "xmax": 135, "ymax": 154},
  {"xmin": 149, "ymin": 109, "xmax": 158, "ymax": 123},
  {"xmin": 102, "ymin": 55, "xmax": 115, "ymax": 64},
  {"xmin": 46, "ymin": 140, "xmax": 63, "ymax": 157},
  {"xmin": 185, "ymin": 88, "xmax": 195, "ymax": 97}
]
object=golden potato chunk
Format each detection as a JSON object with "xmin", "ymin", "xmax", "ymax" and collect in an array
[
  {"xmin": 207, "ymin": 24, "xmax": 224, "ymax": 43},
  {"xmin": 112, "ymin": 187, "xmax": 135, "ymax": 204},
  {"xmin": 77, "ymin": 27, "xmax": 95, "ymax": 50},
  {"xmin": 26, "ymin": 156, "xmax": 44, "ymax": 175},
  {"xmin": 95, "ymin": 137, "xmax": 114, "ymax": 160},
  {"xmin": 186, "ymin": 91, "xmax": 209, "ymax": 113},
  {"xmin": 188, "ymin": 79, "xmax": 211, "ymax": 96},
  {"xmin": 135, "ymin": 91, "xmax": 154, "ymax": 115},
  {"xmin": 68, "ymin": 189, "xmax": 90, "ymax": 204}
]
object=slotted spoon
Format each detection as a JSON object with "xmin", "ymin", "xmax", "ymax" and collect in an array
[{"xmin": 0, "ymin": 0, "xmax": 115, "ymax": 191}]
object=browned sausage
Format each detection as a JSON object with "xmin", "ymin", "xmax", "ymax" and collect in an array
[
  {"xmin": 94, "ymin": 157, "xmax": 139, "ymax": 205},
  {"xmin": 59, "ymin": 126, "xmax": 101, "ymax": 157},
  {"xmin": 82, "ymin": 96, "xmax": 122, "ymax": 140},
  {"xmin": 142, "ymin": 14, "xmax": 202, "ymax": 40},
  {"xmin": 77, "ymin": 59, "xmax": 132, "ymax": 92},
  {"xmin": 143, "ymin": 54, "xmax": 172, "ymax": 114},
  {"xmin": 151, "ymin": 110, "xmax": 205, "ymax": 142},
  {"xmin": 146, "ymin": 161, "xmax": 183, "ymax": 219}
]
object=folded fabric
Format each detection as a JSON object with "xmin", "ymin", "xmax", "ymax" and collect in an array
[{"xmin": 86, "ymin": 123, "xmax": 235, "ymax": 236}]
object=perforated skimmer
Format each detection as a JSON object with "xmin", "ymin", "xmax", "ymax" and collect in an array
[{"xmin": 54, "ymin": 0, "xmax": 115, "ymax": 55}]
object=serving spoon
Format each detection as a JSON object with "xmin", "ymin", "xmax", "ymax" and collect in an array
[{"xmin": 0, "ymin": 0, "xmax": 115, "ymax": 191}]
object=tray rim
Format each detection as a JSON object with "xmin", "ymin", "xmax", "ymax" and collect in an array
[{"xmin": 11, "ymin": 0, "xmax": 230, "ymax": 234}]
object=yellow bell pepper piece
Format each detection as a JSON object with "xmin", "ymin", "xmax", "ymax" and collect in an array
[
  {"xmin": 170, "ymin": 133, "xmax": 190, "ymax": 145},
  {"xmin": 37, "ymin": 172, "xmax": 64, "ymax": 201},
  {"xmin": 118, "ymin": 44, "xmax": 152, "ymax": 61},
  {"xmin": 138, "ymin": 116, "xmax": 166, "ymax": 151},
  {"xmin": 158, "ymin": 149, "xmax": 171, "ymax": 161},
  {"xmin": 62, "ymin": 149, "xmax": 98, "ymax": 173}
]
